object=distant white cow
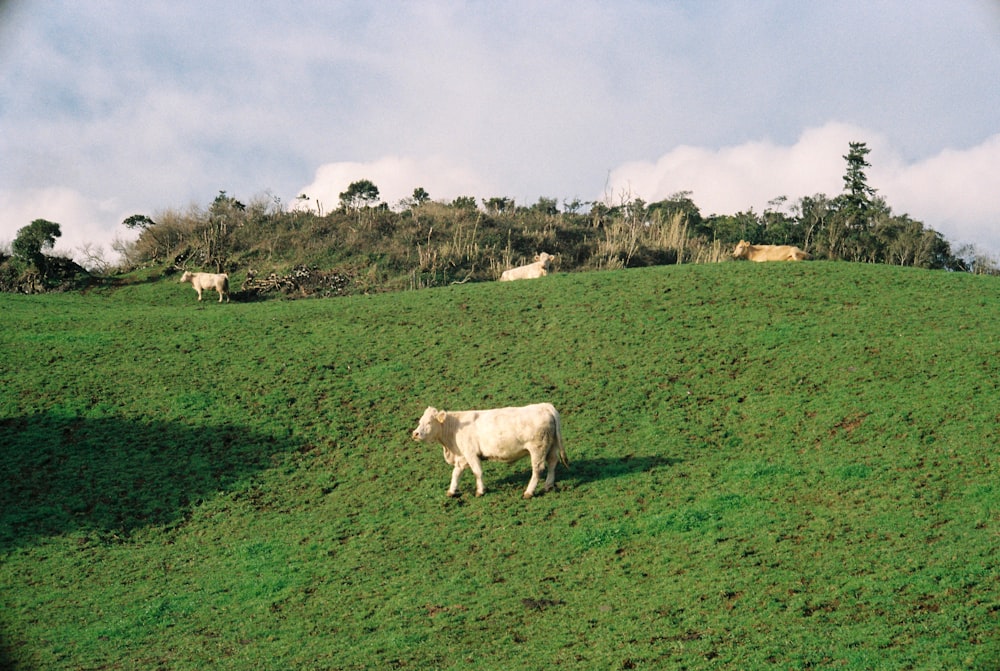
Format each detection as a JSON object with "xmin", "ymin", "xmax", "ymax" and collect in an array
[
  {"xmin": 411, "ymin": 403, "xmax": 568, "ymax": 498},
  {"xmin": 499, "ymin": 252, "xmax": 555, "ymax": 281},
  {"xmin": 180, "ymin": 271, "xmax": 230, "ymax": 302},
  {"xmin": 732, "ymin": 240, "xmax": 810, "ymax": 262}
]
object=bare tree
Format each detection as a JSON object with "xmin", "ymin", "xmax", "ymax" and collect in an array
[{"xmin": 77, "ymin": 242, "xmax": 113, "ymax": 274}]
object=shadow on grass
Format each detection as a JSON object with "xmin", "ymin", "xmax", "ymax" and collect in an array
[
  {"xmin": 0, "ymin": 635, "xmax": 17, "ymax": 671},
  {"xmin": 0, "ymin": 413, "xmax": 292, "ymax": 551},
  {"xmin": 562, "ymin": 454, "xmax": 683, "ymax": 486},
  {"xmin": 492, "ymin": 454, "xmax": 682, "ymax": 491}
]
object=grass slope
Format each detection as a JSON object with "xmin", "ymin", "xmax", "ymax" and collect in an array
[{"xmin": 2, "ymin": 262, "xmax": 999, "ymax": 670}]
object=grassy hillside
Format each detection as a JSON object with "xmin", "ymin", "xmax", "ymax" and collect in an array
[{"xmin": 2, "ymin": 262, "xmax": 998, "ymax": 669}]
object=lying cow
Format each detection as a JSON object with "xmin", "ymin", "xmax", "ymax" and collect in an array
[
  {"xmin": 499, "ymin": 252, "xmax": 555, "ymax": 281},
  {"xmin": 411, "ymin": 403, "xmax": 568, "ymax": 498},
  {"xmin": 180, "ymin": 271, "xmax": 230, "ymax": 302},
  {"xmin": 732, "ymin": 240, "xmax": 810, "ymax": 262}
]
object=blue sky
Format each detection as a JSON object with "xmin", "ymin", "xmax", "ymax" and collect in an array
[{"xmin": 2, "ymin": 1, "xmax": 1000, "ymax": 263}]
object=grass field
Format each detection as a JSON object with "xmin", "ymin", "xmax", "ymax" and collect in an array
[{"xmin": 2, "ymin": 261, "xmax": 999, "ymax": 670}]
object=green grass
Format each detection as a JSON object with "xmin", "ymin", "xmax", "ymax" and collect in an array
[{"xmin": 2, "ymin": 262, "xmax": 1000, "ymax": 670}]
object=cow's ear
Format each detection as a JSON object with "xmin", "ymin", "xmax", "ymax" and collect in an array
[{"xmin": 435, "ymin": 410, "xmax": 447, "ymax": 423}]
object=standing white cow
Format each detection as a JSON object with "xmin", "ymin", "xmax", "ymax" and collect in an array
[
  {"xmin": 499, "ymin": 252, "xmax": 555, "ymax": 281},
  {"xmin": 411, "ymin": 403, "xmax": 569, "ymax": 498},
  {"xmin": 180, "ymin": 271, "xmax": 230, "ymax": 302}
]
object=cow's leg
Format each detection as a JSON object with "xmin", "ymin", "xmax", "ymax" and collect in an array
[
  {"xmin": 543, "ymin": 445, "xmax": 560, "ymax": 492},
  {"xmin": 195, "ymin": 288, "xmax": 203, "ymax": 301},
  {"xmin": 523, "ymin": 450, "xmax": 545, "ymax": 498},
  {"xmin": 464, "ymin": 455, "xmax": 487, "ymax": 496},
  {"xmin": 447, "ymin": 463, "xmax": 464, "ymax": 497},
  {"xmin": 217, "ymin": 288, "xmax": 224, "ymax": 302}
]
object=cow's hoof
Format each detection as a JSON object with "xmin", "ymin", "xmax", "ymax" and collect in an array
[
  {"xmin": 475, "ymin": 491, "xmax": 484, "ymax": 497},
  {"xmin": 523, "ymin": 491, "xmax": 534, "ymax": 499},
  {"xmin": 446, "ymin": 491, "xmax": 459, "ymax": 498}
]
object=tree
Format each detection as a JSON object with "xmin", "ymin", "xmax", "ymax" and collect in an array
[
  {"xmin": 842, "ymin": 142, "xmax": 876, "ymax": 212},
  {"xmin": 953, "ymin": 243, "xmax": 999, "ymax": 275},
  {"xmin": 647, "ymin": 192, "xmax": 703, "ymax": 234},
  {"xmin": 121, "ymin": 214, "xmax": 163, "ymax": 262},
  {"xmin": 203, "ymin": 191, "xmax": 246, "ymax": 270},
  {"xmin": 620, "ymin": 196, "xmax": 646, "ymax": 226},
  {"xmin": 412, "ymin": 187, "xmax": 430, "ymax": 205},
  {"xmin": 483, "ymin": 197, "xmax": 515, "ymax": 214},
  {"xmin": 703, "ymin": 210, "xmax": 763, "ymax": 245},
  {"xmin": 794, "ymin": 194, "xmax": 835, "ymax": 256},
  {"xmin": 530, "ymin": 197, "xmax": 559, "ymax": 216},
  {"xmin": 451, "ymin": 196, "xmax": 478, "ymax": 210},
  {"xmin": 12, "ymin": 219, "xmax": 62, "ymax": 272},
  {"xmin": 828, "ymin": 142, "xmax": 882, "ymax": 261},
  {"xmin": 397, "ymin": 187, "xmax": 431, "ymax": 212},
  {"xmin": 78, "ymin": 242, "xmax": 113, "ymax": 274},
  {"xmin": 121, "ymin": 214, "xmax": 156, "ymax": 231},
  {"xmin": 760, "ymin": 196, "xmax": 800, "ymax": 246},
  {"xmin": 339, "ymin": 179, "xmax": 380, "ymax": 212}
]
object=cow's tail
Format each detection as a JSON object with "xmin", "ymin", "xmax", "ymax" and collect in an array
[{"xmin": 555, "ymin": 411, "xmax": 569, "ymax": 468}]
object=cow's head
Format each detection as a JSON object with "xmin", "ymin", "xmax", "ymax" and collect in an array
[
  {"xmin": 412, "ymin": 407, "xmax": 446, "ymax": 442},
  {"xmin": 180, "ymin": 271, "xmax": 193, "ymax": 283},
  {"xmin": 535, "ymin": 252, "xmax": 554, "ymax": 269},
  {"xmin": 733, "ymin": 240, "xmax": 750, "ymax": 258}
]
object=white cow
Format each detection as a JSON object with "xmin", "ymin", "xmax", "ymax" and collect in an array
[
  {"xmin": 499, "ymin": 252, "xmax": 555, "ymax": 281},
  {"xmin": 732, "ymin": 240, "xmax": 810, "ymax": 262},
  {"xmin": 411, "ymin": 403, "xmax": 569, "ymax": 498},
  {"xmin": 180, "ymin": 271, "xmax": 230, "ymax": 302}
]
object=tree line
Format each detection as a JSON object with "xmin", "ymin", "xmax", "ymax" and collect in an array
[{"xmin": 2, "ymin": 142, "xmax": 996, "ymax": 294}]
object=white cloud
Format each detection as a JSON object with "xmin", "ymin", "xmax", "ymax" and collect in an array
[
  {"xmin": 605, "ymin": 122, "xmax": 1000, "ymax": 252},
  {"xmin": 877, "ymin": 135, "xmax": 1000, "ymax": 250},
  {"xmin": 605, "ymin": 123, "xmax": 872, "ymax": 213},
  {"xmin": 292, "ymin": 156, "xmax": 491, "ymax": 212},
  {"xmin": 0, "ymin": 188, "xmax": 138, "ymax": 265}
]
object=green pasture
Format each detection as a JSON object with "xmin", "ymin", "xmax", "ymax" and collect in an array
[{"xmin": 2, "ymin": 262, "xmax": 998, "ymax": 669}]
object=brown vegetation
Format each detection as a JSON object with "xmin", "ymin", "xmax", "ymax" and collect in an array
[{"xmin": 114, "ymin": 191, "xmax": 739, "ymax": 297}]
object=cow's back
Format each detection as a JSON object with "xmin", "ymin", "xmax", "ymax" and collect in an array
[
  {"xmin": 452, "ymin": 403, "xmax": 558, "ymax": 460},
  {"xmin": 498, "ymin": 258, "xmax": 551, "ymax": 281},
  {"xmin": 745, "ymin": 244, "xmax": 809, "ymax": 262},
  {"xmin": 499, "ymin": 265, "xmax": 537, "ymax": 281}
]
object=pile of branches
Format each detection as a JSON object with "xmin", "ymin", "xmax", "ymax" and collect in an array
[{"xmin": 239, "ymin": 265, "xmax": 353, "ymax": 299}]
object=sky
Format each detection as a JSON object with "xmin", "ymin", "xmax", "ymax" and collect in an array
[{"xmin": 2, "ymin": 0, "xmax": 1000, "ymax": 265}]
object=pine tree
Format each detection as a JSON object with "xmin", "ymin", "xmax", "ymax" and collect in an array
[{"xmin": 842, "ymin": 141, "xmax": 877, "ymax": 215}]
